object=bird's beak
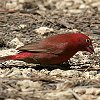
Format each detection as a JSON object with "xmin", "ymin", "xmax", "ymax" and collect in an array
[{"xmin": 86, "ymin": 45, "xmax": 94, "ymax": 54}]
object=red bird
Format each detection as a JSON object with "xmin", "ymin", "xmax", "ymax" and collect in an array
[{"xmin": 0, "ymin": 33, "xmax": 94, "ymax": 65}]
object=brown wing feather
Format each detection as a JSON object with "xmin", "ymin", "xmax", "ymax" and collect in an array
[
  {"xmin": 17, "ymin": 43, "xmax": 47, "ymax": 53},
  {"xmin": 17, "ymin": 39, "xmax": 69, "ymax": 54}
]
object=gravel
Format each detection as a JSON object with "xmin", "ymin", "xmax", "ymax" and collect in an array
[{"xmin": 0, "ymin": 0, "xmax": 100, "ymax": 100}]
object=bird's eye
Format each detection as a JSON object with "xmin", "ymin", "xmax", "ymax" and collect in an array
[{"xmin": 86, "ymin": 39, "xmax": 90, "ymax": 43}]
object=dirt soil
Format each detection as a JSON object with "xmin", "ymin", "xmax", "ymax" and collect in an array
[{"xmin": 0, "ymin": 0, "xmax": 100, "ymax": 100}]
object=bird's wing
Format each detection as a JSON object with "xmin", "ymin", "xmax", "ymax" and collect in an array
[
  {"xmin": 17, "ymin": 43, "xmax": 46, "ymax": 52},
  {"xmin": 17, "ymin": 42, "xmax": 69, "ymax": 55}
]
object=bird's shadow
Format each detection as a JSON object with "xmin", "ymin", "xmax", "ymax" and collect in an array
[
  {"xmin": 35, "ymin": 63, "xmax": 71, "ymax": 71},
  {"xmin": 0, "ymin": 62, "xmax": 72, "ymax": 71}
]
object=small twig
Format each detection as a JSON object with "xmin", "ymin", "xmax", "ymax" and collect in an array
[
  {"xmin": 76, "ymin": 67, "xmax": 100, "ymax": 71},
  {"xmin": 83, "ymin": 65, "xmax": 92, "ymax": 72},
  {"xmin": 69, "ymin": 89, "xmax": 83, "ymax": 100},
  {"xmin": 0, "ymin": 9, "xmax": 17, "ymax": 13},
  {"xmin": 40, "ymin": 17, "xmax": 47, "ymax": 27}
]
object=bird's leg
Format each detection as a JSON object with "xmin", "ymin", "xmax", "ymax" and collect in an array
[{"xmin": 59, "ymin": 61, "xmax": 71, "ymax": 67}]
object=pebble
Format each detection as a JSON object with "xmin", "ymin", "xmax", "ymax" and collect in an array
[
  {"xmin": 82, "ymin": 71, "xmax": 97, "ymax": 79},
  {"xmin": 94, "ymin": 47, "xmax": 100, "ymax": 53},
  {"xmin": 86, "ymin": 88, "xmax": 97, "ymax": 95},
  {"xmin": 22, "ymin": 68, "xmax": 33, "ymax": 78},
  {"xmin": 74, "ymin": 87, "xmax": 86, "ymax": 94},
  {"xmin": 17, "ymin": 80, "xmax": 42, "ymax": 90},
  {"xmin": 68, "ymin": 9, "xmax": 82, "ymax": 14},
  {"xmin": 95, "ymin": 89, "xmax": 100, "ymax": 95},
  {"xmin": 91, "ymin": 2, "xmax": 100, "ymax": 7},
  {"xmin": 50, "ymin": 69, "xmax": 82, "ymax": 77},
  {"xmin": 35, "ymin": 27, "xmax": 53, "ymax": 35},
  {"xmin": 0, "ymin": 49, "xmax": 18, "ymax": 57},
  {"xmin": 95, "ymin": 74, "xmax": 100, "ymax": 79},
  {"xmin": 19, "ymin": 0, "xmax": 25, "ymax": 3},
  {"xmin": 97, "ymin": 96, "xmax": 100, "ymax": 100},
  {"xmin": 46, "ymin": 90, "xmax": 73, "ymax": 100},
  {"xmin": 56, "ymin": 1, "xmax": 73, "ymax": 9},
  {"xmin": 40, "ymin": 69, "xmax": 50, "ymax": 75},
  {"xmin": 18, "ymin": 24, "xmax": 27, "ymax": 29},
  {"xmin": 9, "ymin": 38, "xmax": 24, "ymax": 48},
  {"xmin": 7, "ymin": 68, "xmax": 22, "ymax": 78},
  {"xmin": 82, "ymin": 94, "xmax": 97, "ymax": 100},
  {"xmin": 6, "ymin": 2, "xmax": 18, "ymax": 11}
]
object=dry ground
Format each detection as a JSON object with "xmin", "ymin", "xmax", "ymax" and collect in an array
[{"xmin": 0, "ymin": 0, "xmax": 100, "ymax": 100}]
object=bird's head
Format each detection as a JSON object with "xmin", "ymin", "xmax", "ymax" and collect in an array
[{"xmin": 75, "ymin": 33, "xmax": 94, "ymax": 54}]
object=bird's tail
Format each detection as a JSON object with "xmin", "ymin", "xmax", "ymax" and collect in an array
[
  {"xmin": 0, "ymin": 55, "xmax": 15, "ymax": 62},
  {"xmin": 0, "ymin": 52, "xmax": 33, "ymax": 62}
]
